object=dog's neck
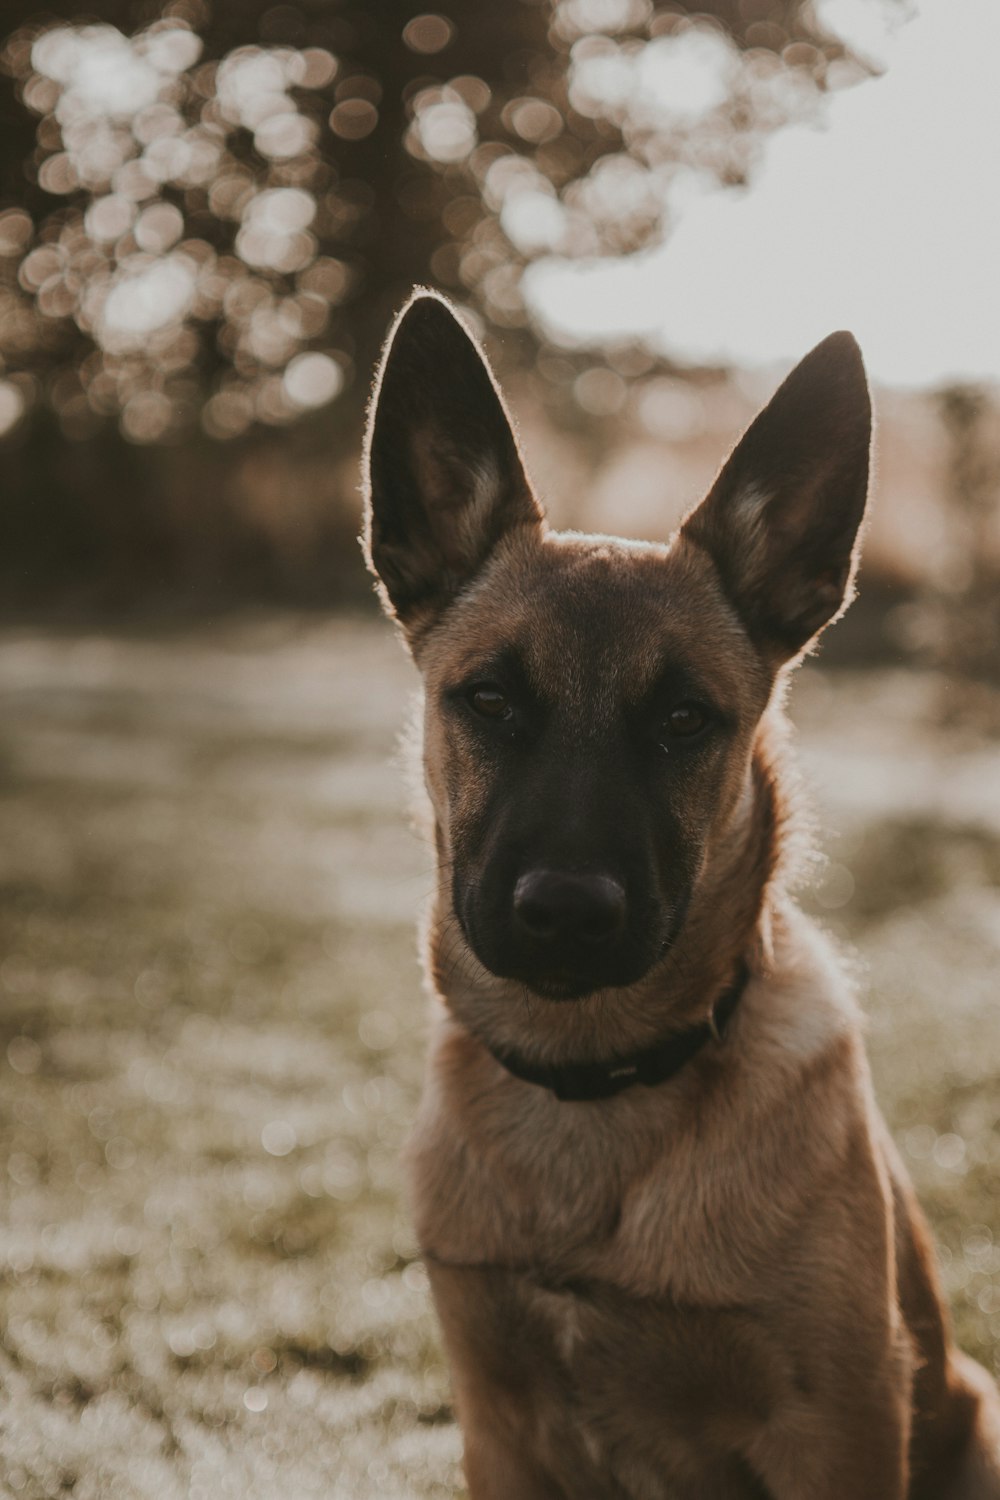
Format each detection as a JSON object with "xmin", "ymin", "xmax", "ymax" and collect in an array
[{"xmin": 425, "ymin": 722, "xmax": 789, "ymax": 1068}]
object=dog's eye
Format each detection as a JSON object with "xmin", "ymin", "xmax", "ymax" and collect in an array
[
  {"xmin": 662, "ymin": 702, "xmax": 708, "ymax": 740},
  {"xmin": 468, "ymin": 684, "xmax": 512, "ymax": 720}
]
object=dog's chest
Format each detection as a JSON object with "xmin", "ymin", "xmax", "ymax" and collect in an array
[
  {"xmin": 410, "ymin": 1067, "xmax": 801, "ymax": 1304},
  {"xmin": 492, "ymin": 1268, "xmax": 782, "ymax": 1500}
]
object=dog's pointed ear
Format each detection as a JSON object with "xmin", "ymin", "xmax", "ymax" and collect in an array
[
  {"xmin": 363, "ymin": 291, "xmax": 543, "ymax": 640},
  {"xmin": 680, "ymin": 332, "xmax": 871, "ymax": 663}
]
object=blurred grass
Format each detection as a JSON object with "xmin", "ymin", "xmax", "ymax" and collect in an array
[{"xmin": 0, "ymin": 617, "xmax": 998, "ymax": 1498}]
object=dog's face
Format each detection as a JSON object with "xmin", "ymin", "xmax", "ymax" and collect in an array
[
  {"xmin": 364, "ymin": 294, "xmax": 870, "ymax": 1003},
  {"xmin": 413, "ymin": 537, "xmax": 771, "ymax": 1000}
]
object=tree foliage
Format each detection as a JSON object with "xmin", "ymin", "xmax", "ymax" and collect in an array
[{"xmin": 0, "ymin": 0, "xmax": 878, "ymax": 448}]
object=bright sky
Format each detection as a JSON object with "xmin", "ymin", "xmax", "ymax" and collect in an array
[{"xmin": 528, "ymin": 0, "xmax": 1000, "ymax": 388}]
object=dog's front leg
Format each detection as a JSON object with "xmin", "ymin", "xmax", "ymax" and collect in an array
[
  {"xmin": 426, "ymin": 1258, "xmax": 569, "ymax": 1500},
  {"xmin": 732, "ymin": 1138, "xmax": 916, "ymax": 1500},
  {"xmin": 744, "ymin": 1357, "xmax": 911, "ymax": 1500}
]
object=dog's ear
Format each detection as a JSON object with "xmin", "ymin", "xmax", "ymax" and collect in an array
[
  {"xmin": 680, "ymin": 332, "xmax": 871, "ymax": 663},
  {"xmin": 363, "ymin": 291, "xmax": 543, "ymax": 640}
]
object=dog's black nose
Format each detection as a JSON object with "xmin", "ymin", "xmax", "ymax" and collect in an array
[{"xmin": 512, "ymin": 870, "xmax": 627, "ymax": 947}]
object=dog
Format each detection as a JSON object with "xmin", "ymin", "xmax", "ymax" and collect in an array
[{"xmin": 362, "ymin": 289, "xmax": 1000, "ymax": 1499}]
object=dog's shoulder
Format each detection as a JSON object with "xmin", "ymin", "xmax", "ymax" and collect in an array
[{"xmin": 738, "ymin": 900, "xmax": 864, "ymax": 1087}]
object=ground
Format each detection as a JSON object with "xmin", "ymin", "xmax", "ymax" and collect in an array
[{"xmin": 0, "ymin": 615, "xmax": 998, "ymax": 1499}]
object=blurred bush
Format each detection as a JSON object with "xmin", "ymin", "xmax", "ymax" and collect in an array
[{"xmin": 0, "ymin": 0, "xmax": 880, "ymax": 610}]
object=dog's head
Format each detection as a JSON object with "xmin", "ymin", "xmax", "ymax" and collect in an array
[{"xmin": 363, "ymin": 292, "xmax": 870, "ymax": 1007}]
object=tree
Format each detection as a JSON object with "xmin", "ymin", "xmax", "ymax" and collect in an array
[{"xmin": 0, "ymin": 0, "xmax": 886, "ymax": 602}]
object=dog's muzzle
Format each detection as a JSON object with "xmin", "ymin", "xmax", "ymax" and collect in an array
[{"xmin": 457, "ymin": 858, "xmax": 680, "ymax": 1000}]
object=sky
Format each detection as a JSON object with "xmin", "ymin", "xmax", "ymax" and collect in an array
[{"xmin": 527, "ymin": 0, "xmax": 1000, "ymax": 389}]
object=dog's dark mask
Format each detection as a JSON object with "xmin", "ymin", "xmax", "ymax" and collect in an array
[
  {"xmin": 363, "ymin": 293, "xmax": 871, "ymax": 1002},
  {"xmin": 435, "ymin": 560, "xmax": 749, "ymax": 1000}
]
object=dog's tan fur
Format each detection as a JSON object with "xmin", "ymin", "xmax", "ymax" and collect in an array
[{"xmin": 363, "ymin": 291, "xmax": 1000, "ymax": 1499}]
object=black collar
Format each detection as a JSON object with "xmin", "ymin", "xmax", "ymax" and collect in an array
[{"xmin": 488, "ymin": 962, "xmax": 750, "ymax": 1102}]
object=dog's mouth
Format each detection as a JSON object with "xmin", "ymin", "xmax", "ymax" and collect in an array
[
  {"xmin": 461, "ymin": 918, "xmax": 682, "ymax": 1004},
  {"xmin": 521, "ymin": 973, "xmax": 604, "ymax": 1003},
  {"xmin": 512, "ymin": 937, "xmax": 678, "ymax": 1002}
]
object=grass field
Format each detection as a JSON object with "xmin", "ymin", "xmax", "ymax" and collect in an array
[{"xmin": 1, "ymin": 615, "xmax": 998, "ymax": 1499}]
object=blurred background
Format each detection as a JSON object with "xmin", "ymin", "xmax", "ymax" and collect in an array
[{"xmin": 0, "ymin": 2, "xmax": 998, "ymax": 1495}]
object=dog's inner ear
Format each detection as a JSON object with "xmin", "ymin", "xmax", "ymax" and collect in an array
[
  {"xmin": 364, "ymin": 293, "xmax": 543, "ymax": 635},
  {"xmin": 681, "ymin": 331, "xmax": 871, "ymax": 662}
]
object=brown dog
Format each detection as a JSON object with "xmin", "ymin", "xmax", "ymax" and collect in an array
[{"xmin": 362, "ymin": 290, "xmax": 1000, "ymax": 1499}]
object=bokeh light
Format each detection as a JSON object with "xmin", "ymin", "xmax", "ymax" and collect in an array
[
  {"xmin": 0, "ymin": 379, "xmax": 26, "ymax": 436},
  {"xmin": 283, "ymin": 352, "xmax": 345, "ymax": 410},
  {"xmin": 402, "ymin": 14, "xmax": 455, "ymax": 55},
  {"xmin": 1, "ymin": 16, "xmax": 350, "ymax": 443}
]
